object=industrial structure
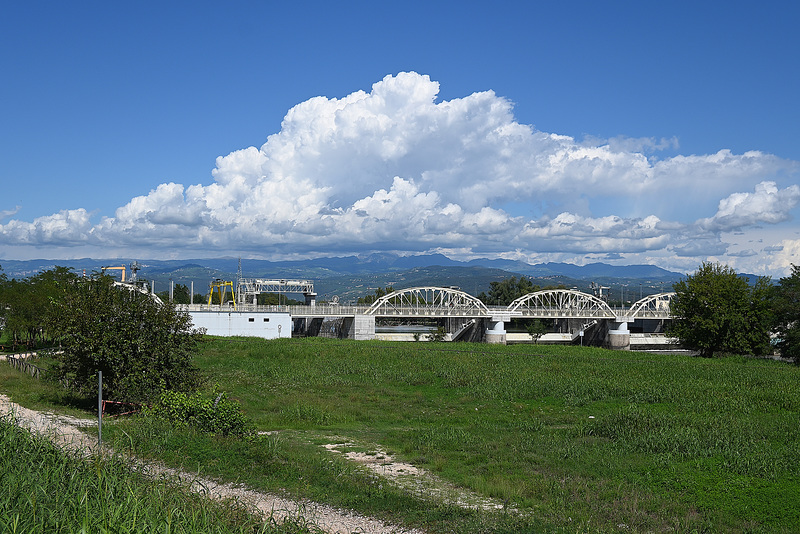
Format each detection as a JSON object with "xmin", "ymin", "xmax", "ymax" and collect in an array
[
  {"xmin": 237, "ymin": 278, "xmax": 316, "ymax": 306},
  {"xmin": 101, "ymin": 260, "xmax": 676, "ymax": 349},
  {"xmin": 176, "ymin": 282, "xmax": 676, "ymax": 350}
]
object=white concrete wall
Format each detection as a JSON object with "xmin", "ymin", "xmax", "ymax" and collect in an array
[{"xmin": 189, "ymin": 311, "xmax": 292, "ymax": 339}]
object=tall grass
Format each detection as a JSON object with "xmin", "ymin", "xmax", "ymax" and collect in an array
[{"xmin": 0, "ymin": 414, "xmax": 319, "ymax": 533}]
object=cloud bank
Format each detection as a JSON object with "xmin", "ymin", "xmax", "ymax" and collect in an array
[{"xmin": 2, "ymin": 72, "xmax": 799, "ymax": 274}]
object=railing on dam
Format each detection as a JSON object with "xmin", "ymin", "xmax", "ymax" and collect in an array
[
  {"xmin": 177, "ymin": 289, "xmax": 675, "ymax": 320},
  {"xmin": 177, "ymin": 303, "xmax": 370, "ymax": 316}
]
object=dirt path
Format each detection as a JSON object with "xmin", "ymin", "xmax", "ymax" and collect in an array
[
  {"xmin": 322, "ymin": 442, "xmax": 509, "ymax": 512},
  {"xmin": 0, "ymin": 394, "xmax": 422, "ymax": 534}
]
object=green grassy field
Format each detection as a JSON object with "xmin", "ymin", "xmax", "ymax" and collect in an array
[
  {"xmin": 0, "ymin": 414, "xmax": 322, "ymax": 533},
  {"xmin": 3, "ymin": 338, "xmax": 800, "ymax": 533}
]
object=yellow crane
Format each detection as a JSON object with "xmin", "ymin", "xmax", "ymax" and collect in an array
[
  {"xmin": 101, "ymin": 265, "xmax": 126, "ymax": 282},
  {"xmin": 208, "ymin": 279, "xmax": 237, "ymax": 309}
]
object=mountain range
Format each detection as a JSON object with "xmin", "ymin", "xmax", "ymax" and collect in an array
[{"xmin": 0, "ymin": 254, "xmax": 687, "ymax": 303}]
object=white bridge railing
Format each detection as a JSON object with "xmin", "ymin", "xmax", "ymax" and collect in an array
[{"xmin": 177, "ymin": 289, "xmax": 675, "ymax": 320}]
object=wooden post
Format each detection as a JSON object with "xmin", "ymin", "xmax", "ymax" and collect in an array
[{"xmin": 98, "ymin": 371, "xmax": 102, "ymax": 449}]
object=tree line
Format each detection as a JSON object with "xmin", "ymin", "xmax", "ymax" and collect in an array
[
  {"xmin": 477, "ymin": 276, "xmax": 567, "ymax": 305},
  {"xmin": 0, "ymin": 266, "xmax": 202, "ymax": 402},
  {"xmin": 670, "ymin": 262, "xmax": 799, "ymax": 362},
  {"xmin": 2, "ymin": 261, "xmax": 799, "ymax": 404}
]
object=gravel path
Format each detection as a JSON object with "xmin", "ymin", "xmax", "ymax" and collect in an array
[{"xmin": 0, "ymin": 394, "xmax": 422, "ymax": 534}]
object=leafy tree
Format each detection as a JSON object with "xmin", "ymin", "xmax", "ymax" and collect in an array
[
  {"xmin": 173, "ymin": 283, "xmax": 191, "ymax": 304},
  {"xmin": 526, "ymin": 319, "xmax": 548, "ymax": 344},
  {"xmin": 772, "ymin": 264, "xmax": 800, "ymax": 363},
  {"xmin": 154, "ymin": 283, "xmax": 207, "ymax": 305},
  {"xmin": 426, "ymin": 326, "xmax": 447, "ymax": 342},
  {"xmin": 0, "ymin": 266, "xmax": 77, "ymax": 348},
  {"xmin": 0, "ymin": 278, "xmax": 33, "ymax": 346},
  {"xmin": 156, "ymin": 283, "xmax": 189, "ymax": 304},
  {"xmin": 257, "ymin": 292, "xmax": 302, "ymax": 305},
  {"xmin": 358, "ymin": 286, "xmax": 395, "ymax": 305},
  {"xmin": 49, "ymin": 275, "xmax": 203, "ymax": 402},
  {"xmin": 0, "ymin": 265, "xmax": 6, "ymax": 342},
  {"xmin": 478, "ymin": 277, "xmax": 539, "ymax": 306},
  {"xmin": 668, "ymin": 262, "xmax": 772, "ymax": 358},
  {"xmin": 33, "ymin": 267, "xmax": 81, "ymax": 342}
]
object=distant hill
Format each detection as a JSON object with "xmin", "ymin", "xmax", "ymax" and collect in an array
[
  {"xmin": 312, "ymin": 265, "xmax": 587, "ymax": 302},
  {"xmin": 0, "ymin": 254, "xmax": 686, "ymax": 303},
  {"xmin": 464, "ymin": 259, "xmax": 680, "ymax": 280}
]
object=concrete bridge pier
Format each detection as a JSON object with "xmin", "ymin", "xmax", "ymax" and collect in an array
[
  {"xmin": 606, "ymin": 317, "xmax": 633, "ymax": 350},
  {"xmin": 340, "ymin": 315, "xmax": 376, "ymax": 340},
  {"xmin": 486, "ymin": 314, "xmax": 510, "ymax": 345}
]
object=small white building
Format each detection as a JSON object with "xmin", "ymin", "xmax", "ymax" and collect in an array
[{"xmin": 188, "ymin": 311, "xmax": 292, "ymax": 339}]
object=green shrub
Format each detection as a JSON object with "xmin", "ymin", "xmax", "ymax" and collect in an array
[
  {"xmin": 49, "ymin": 275, "xmax": 203, "ymax": 402},
  {"xmin": 145, "ymin": 387, "xmax": 255, "ymax": 438}
]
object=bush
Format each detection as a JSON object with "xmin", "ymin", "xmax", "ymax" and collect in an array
[
  {"xmin": 49, "ymin": 275, "xmax": 203, "ymax": 402},
  {"xmin": 144, "ymin": 388, "xmax": 255, "ymax": 438}
]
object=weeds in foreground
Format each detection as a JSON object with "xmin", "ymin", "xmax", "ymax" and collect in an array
[{"xmin": 0, "ymin": 414, "xmax": 319, "ymax": 533}]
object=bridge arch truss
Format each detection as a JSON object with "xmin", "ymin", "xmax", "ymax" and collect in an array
[
  {"xmin": 507, "ymin": 289, "xmax": 616, "ymax": 319},
  {"xmin": 627, "ymin": 292, "xmax": 675, "ymax": 319},
  {"xmin": 366, "ymin": 286, "xmax": 490, "ymax": 317}
]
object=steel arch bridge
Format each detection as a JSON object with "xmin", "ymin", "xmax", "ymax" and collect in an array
[
  {"xmin": 507, "ymin": 289, "xmax": 616, "ymax": 319},
  {"xmin": 229, "ymin": 287, "xmax": 674, "ymax": 321},
  {"xmin": 365, "ymin": 286, "xmax": 490, "ymax": 317},
  {"xmin": 627, "ymin": 292, "xmax": 675, "ymax": 319}
]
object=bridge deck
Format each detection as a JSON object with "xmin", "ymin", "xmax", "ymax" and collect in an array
[{"xmin": 178, "ymin": 303, "xmax": 671, "ymax": 320}]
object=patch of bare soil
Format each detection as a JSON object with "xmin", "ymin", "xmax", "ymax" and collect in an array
[
  {"xmin": 0, "ymin": 394, "xmax": 421, "ymax": 534},
  {"xmin": 323, "ymin": 441, "xmax": 512, "ymax": 512}
]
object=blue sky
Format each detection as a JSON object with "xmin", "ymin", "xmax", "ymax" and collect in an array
[{"xmin": 1, "ymin": 1, "xmax": 799, "ymax": 276}]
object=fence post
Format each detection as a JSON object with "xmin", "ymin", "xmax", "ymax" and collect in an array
[{"xmin": 98, "ymin": 371, "xmax": 102, "ymax": 449}]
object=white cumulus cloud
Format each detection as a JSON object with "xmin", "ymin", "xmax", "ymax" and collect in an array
[
  {"xmin": 1, "ymin": 71, "xmax": 798, "ymax": 274},
  {"xmin": 698, "ymin": 181, "xmax": 800, "ymax": 232},
  {"xmin": 1, "ymin": 209, "xmax": 93, "ymax": 246},
  {"xmin": 768, "ymin": 239, "xmax": 800, "ymax": 273}
]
